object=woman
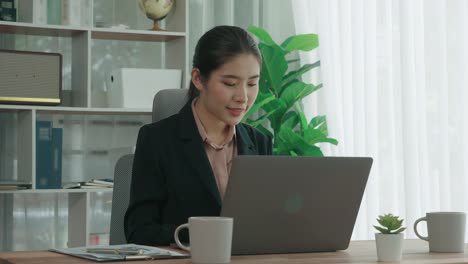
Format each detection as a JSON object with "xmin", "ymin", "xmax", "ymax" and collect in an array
[{"xmin": 124, "ymin": 25, "xmax": 272, "ymax": 246}]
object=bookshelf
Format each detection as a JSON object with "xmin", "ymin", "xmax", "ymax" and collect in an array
[{"xmin": 0, "ymin": 0, "xmax": 188, "ymax": 250}]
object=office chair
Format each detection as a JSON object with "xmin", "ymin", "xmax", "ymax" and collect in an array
[
  {"xmin": 152, "ymin": 88, "xmax": 189, "ymax": 123},
  {"xmin": 109, "ymin": 89, "xmax": 189, "ymax": 245},
  {"xmin": 109, "ymin": 154, "xmax": 133, "ymax": 245}
]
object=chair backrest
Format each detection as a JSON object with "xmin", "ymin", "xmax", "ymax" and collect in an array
[
  {"xmin": 152, "ymin": 88, "xmax": 189, "ymax": 123},
  {"xmin": 109, "ymin": 154, "xmax": 134, "ymax": 245},
  {"xmin": 109, "ymin": 89, "xmax": 189, "ymax": 244}
]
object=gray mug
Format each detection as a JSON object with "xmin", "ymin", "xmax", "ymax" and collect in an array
[{"xmin": 414, "ymin": 212, "xmax": 466, "ymax": 252}]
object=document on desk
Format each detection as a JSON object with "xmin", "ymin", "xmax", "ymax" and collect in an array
[{"xmin": 50, "ymin": 244, "xmax": 189, "ymax": 262}]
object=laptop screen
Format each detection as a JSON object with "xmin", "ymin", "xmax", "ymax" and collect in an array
[{"xmin": 221, "ymin": 156, "xmax": 373, "ymax": 255}]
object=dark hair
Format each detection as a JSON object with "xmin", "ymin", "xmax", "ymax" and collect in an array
[{"xmin": 188, "ymin": 25, "xmax": 262, "ymax": 101}]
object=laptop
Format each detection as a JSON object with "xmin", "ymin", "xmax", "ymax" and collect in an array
[{"xmin": 220, "ymin": 156, "xmax": 373, "ymax": 255}]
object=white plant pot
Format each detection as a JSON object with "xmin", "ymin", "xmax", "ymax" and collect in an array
[{"xmin": 375, "ymin": 233, "xmax": 404, "ymax": 262}]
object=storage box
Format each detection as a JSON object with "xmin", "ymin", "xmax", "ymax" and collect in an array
[{"xmin": 108, "ymin": 68, "xmax": 182, "ymax": 109}]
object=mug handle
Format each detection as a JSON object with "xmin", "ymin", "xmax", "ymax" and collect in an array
[
  {"xmin": 413, "ymin": 217, "xmax": 429, "ymax": 241},
  {"xmin": 174, "ymin": 223, "xmax": 190, "ymax": 251}
]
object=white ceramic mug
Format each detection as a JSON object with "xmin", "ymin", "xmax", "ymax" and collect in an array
[
  {"xmin": 414, "ymin": 212, "xmax": 466, "ymax": 252},
  {"xmin": 174, "ymin": 217, "xmax": 233, "ymax": 264}
]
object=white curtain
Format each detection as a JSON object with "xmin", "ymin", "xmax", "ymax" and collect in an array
[
  {"xmin": 292, "ymin": 0, "xmax": 468, "ymax": 240},
  {"xmin": 188, "ymin": 0, "xmax": 295, "ymax": 71}
]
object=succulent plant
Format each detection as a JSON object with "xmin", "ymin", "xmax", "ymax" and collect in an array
[{"xmin": 374, "ymin": 213, "xmax": 406, "ymax": 234}]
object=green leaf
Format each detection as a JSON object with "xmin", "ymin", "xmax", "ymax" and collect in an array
[
  {"xmin": 297, "ymin": 109, "xmax": 308, "ymax": 131},
  {"xmin": 280, "ymin": 82, "xmax": 320, "ymax": 110},
  {"xmin": 242, "ymin": 92, "xmax": 275, "ymax": 121},
  {"xmin": 282, "ymin": 61, "xmax": 321, "ymax": 87},
  {"xmin": 374, "ymin": 225, "xmax": 390, "ymax": 234},
  {"xmin": 308, "ymin": 115, "xmax": 329, "ymax": 136},
  {"xmin": 378, "ymin": 218, "xmax": 387, "ymax": 227},
  {"xmin": 248, "ymin": 26, "xmax": 277, "ymax": 46},
  {"xmin": 259, "ymin": 43, "xmax": 288, "ymax": 96},
  {"xmin": 249, "ymin": 112, "xmax": 275, "ymax": 128},
  {"xmin": 289, "ymin": 150, "xmax": 299, "ymax": 156},
  {"xmin": 300, "ymin": 145, "xmax": 323, "ymax": 156},
  {"xmin": 281, "ymin": 33, "xmax": 319, "ymax": 53},
  {"xmin": 263, "ymin": 98, "xmax": 288, "ymax": 132},
  {"xmin": 302, "ymin": 128, "xmax": 337, "ymax": 146},
  {"xmin": 277, "ymin": 127, "xmax": 323, "ymax": 156},
  {"xmin": 323, "ymin": 137, "xmax": 338, "ymax": 145},
  {"xmin": 317, "ymin": 123, "xmax": 329, "ymax": 136},
  {"xmin": 282, "ymin": 111, "xmax": 299, "ymax": 130},
  {"xmin": 273, "ymin": 135, "xmax": 289, "ymax": 155},
  {"xmin": 392, "ymin": 227, "xmax": 406, "ymax": 234},
  {"xmin": 258, "ymin": 67, "xmax": 272, "ymax": 94},
  {"xmin": 309, "ymin": 115, "xmax": 326, "ymax": 129},
  {"xmin": 277, "ymin": 126, "xmax": 306, "ymax": 147},
  {"xmin": 304, "ymin": 128, "xmax": 326, "ymax": 142},
  {"xmin": 287, "ymin": 58, "xmax": 301, "ymax": 64}
]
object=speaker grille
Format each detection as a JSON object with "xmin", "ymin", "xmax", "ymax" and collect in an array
[{"xmin": 0, "ymin": 50, "xmax": 61, "ymax": 105}]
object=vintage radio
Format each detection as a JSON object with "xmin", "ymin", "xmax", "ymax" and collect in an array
[{"xmin": 0, "ymin": 49, "xmax": 62, "ymax": 105}]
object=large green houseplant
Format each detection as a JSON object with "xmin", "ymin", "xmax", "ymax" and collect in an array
[{"xmin": 243, "ymin": 26, "xmax": 338, "ymax": 156}]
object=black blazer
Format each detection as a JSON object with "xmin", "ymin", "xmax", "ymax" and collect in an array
[{"xmin": 124, "ymin": 102, "xmax": 272, "ymax": 246}]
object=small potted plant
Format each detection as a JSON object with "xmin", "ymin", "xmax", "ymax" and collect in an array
[{"xmin": 374, "ymin": 213, "xmax": 406, "ymax": 262}]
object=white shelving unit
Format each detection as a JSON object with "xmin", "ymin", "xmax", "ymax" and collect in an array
[{"xmin": 0, "ymin": 0, "xmax": 189, "ymax": 250}]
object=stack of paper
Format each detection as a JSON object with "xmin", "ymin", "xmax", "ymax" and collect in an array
[
  {"xmin": 50, "ymin": 244, "xmax": 189, "ymax": 261},
  {"xmin": 82, "ymin": 179, "xmax": 114, "ymax": 189},
  {"xmin": 62, "ymin": 179, "xmax": 113, "ymax": 189}
]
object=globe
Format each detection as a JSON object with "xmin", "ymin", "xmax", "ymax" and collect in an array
[{"xmin": 138, "ymin": 0, "xmax": 175, "ymax": 31}]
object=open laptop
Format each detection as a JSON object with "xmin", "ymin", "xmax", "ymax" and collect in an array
[{"xmin": 220, "ymin": 156, "xmax": 373, "ymax": 255}]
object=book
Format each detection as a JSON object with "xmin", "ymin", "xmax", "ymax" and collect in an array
[
  {"xmin": 82, "ymin": 182, "xmax": 113, "ymax": 188},
  {"xmin": 80, "ymin": 0, "xmax": 91, "ymax": 26},
  {"xmin": 15, "ymin": 0, "xmax": 46, "ymax": 23},
  {"xmin": 36, "ymin": 121, "xmax": 62, "ymax": 189},
  {"xmin": 33, "ymin": 0, "xmax": 47, "ymax": 24},
  {"xmin": 0, "ymin": 184, "xmax": 30, "ymax": 190},
  {"xmin": 89, "ymin": 179, "xmax": 113, "ymax": 186},
  {"xmin": 36, "ymin": 121, "xmax": 53, "ymax": 189},
  {"xmin": 52, "ymin": 127, "xmax": 63, "ymax": 188},
  {"xmin": 47, "ymin": 0, "xmax": 61, "ymax": 25},
  {"xmin": 50, "ymin": 244, "xmax": 189, "ymax": 262},
  {"xmin": 61, "ymin": 0, "xmax": 81, "ymax": 26},
  {"xmin": 81, "ymin": 179, "xmax": 113, "ymax": 188},
  {"xmin": 62, "ymin": 182, "xmax": 82, "ymax": 189},
  {"xmin": 80, "ymin": 184, "xmax": 111, "ymax": 189}
]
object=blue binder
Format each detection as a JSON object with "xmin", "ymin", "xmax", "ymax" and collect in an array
[{"xmin": 36, "ymin": 121, "xmax": 62, "ymax": 189}]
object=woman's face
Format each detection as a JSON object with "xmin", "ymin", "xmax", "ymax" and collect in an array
[{"xmin": 193, "ymin": 53, "xmax": 260, "ymax": 127}]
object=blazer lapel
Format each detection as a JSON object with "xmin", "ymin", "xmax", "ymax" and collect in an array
[
  {"xmin": 236, "ymin": 125, "xmax": 258, "ymax": 155},
  {"xmin": 177, "ymin": 103, "xmax": 222, "ymax": 206}
]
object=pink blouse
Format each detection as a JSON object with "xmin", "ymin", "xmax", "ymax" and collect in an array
[{"xmin": 192, "ymin": 99, "xmax": 237, "ymax": 199}]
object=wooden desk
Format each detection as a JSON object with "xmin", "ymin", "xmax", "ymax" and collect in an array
[{"xmin": 0, "ymin": 240, "xmax": 467, "ymax": 264}]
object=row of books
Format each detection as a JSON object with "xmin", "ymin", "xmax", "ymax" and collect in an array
[
  {"xmin": 0, "ymin": 121, "xmax": 117, "ymax": 191},
  {"xmin": 36, "ymin": 120, "xmax": 114, "ymax": 190},
  {"xmin": 19, "ymin": 0, "xmax": 90, "ymax": 26}
]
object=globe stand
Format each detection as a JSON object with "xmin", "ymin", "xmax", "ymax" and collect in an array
[{"xmin": 150, "ymin": 20, "xmax": 165, "ymax": 31}]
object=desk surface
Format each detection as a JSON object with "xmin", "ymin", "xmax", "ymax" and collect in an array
[{"xmin": 0, "ymin": 240, "xmax": 467, "ymax": 264}]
